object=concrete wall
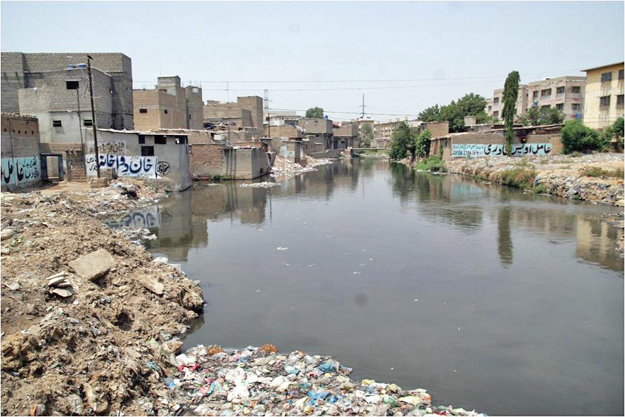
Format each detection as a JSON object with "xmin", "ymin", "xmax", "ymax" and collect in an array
[
  {"xmin": 424, "ymin": 121, "xmax": 450, "ymax": 138},
  {"xmin": 133, "ymin": 76, "xmax": 192, "ymax": 130},
  {"xmin": 189, "ymin": 144, "xmax": 270, "ymax": 180},
  {"xmin": 431, "ymin": 129, "xmax": 564, "ymax": 160},
  {"xmin": 204, "ymin": 97, "xmax": 261, "ymax": 129},
  {"xmin": 1, "ymin": 114, "xmax": 42, "ymax": 190},
  {"xmin": 2, "ymin": 52, "xmax": 133, "ymax": 129},
  {"xmin": 265, "ymin": 124, "xmax": 303, "ymax": 139},
  {"xmin": 84, "ymin": 129, "xmax": 191, "ymax": 191},
  {"xmin": 298, "ymin": 118, "xmax": 332, "ymax": 134},
  {"xmin": 237, "ymin": 96, "xmax": 263, "ymax": 129},
  {"xmin": 583, "ymin": 63, "xmax": 625, "ymax": 130}
]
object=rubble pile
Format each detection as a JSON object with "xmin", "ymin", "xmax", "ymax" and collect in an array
[
  {"xmin": 160, "ymin": 345, "xmax": 484, "ymax": 416},
  {"xmin": 447, "ymin": 153, "xmax": 624, "ymax": 206},
  {"xmin": 1, "ymin": 188, "xmax": 204, "ymax": 415},
  {"xmin": 271, "ymin": 156, "xmax": 333, "ymax": 180}
]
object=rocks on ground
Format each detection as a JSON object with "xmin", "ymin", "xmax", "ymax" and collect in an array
[{"xmin": 0, "ymin": 181, "xmax": 204, "ymax": 416}]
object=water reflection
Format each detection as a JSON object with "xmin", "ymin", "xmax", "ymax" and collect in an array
[{"xmin": 498, "ymin": 207, "xmax": 513, "ymax": 267}]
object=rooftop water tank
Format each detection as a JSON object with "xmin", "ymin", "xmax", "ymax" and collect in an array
[
  {"xmin": 77, "ymin": 63, "xmax": 87, "ymax": 69},
  {"xmin": 67, "ymin": 64, "xmax": 77, "ymax": 69}
]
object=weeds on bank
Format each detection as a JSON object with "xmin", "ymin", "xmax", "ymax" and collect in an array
[
  {"xmin": 580, "ymin": 166, "xmax": 624, "ymax": 179},
  {"xmin": 499, "ymin": 167, "xmax": 537, "ymax": 189},
  {"xmin": 415, "ymin": 156, "xmax": 447, "ymax": 173}
]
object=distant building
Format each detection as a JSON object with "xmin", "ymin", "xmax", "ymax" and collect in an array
[
  {"xmin": 581, "ymin": 62, "xmax": 624, "ymax": 130},
  {"xmin": 267, "ymin": 110, "xmax": 301, "ymax": 126},
  {"xmin": 204, "ymin": 96, "xmax": 263, "ymax": 130},
  {"xmin": 486, "ymin": 85, "xmax": 530, "ymax": 119},
  {"xmin": 332, "ymin": 123, "xmax": 359, "ymax": 149},
  {"xmin": 373, "ymin": 118, "xmax": 417, "ymax": 140},
  {"xmin": 298, "ymin": 118, "xmax": 333, "ymax": 155},
  {"xmin": 133, "ymin": 76, "xmax": 203, "ymax": 131},
  {"xmin": 527, "ymin": 76, "xmax": 586, "ymax": 120}
]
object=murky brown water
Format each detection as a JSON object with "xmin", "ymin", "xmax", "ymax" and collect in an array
[{"xmin": 122, "ymin": 159, "xmax": 623, "ymax": 415}]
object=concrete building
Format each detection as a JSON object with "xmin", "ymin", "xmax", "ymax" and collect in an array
[
  {"xmin": 527, "ymin": 76, "xmax": 586, "ymax": 120},
  {"xmin": 581, "ymin": 62, "xmax": 625, "ymax": 130},
  {"xmin": 267, "ymin": 110, "xmax": 301, "ymax": 126},
  {"xmin": 486, "ymin": 85, "xmax": 530, "ymax": 119},
  {"xmin": 133, "ymin": 76, "xmax": 203, "ymax": 131},
  {"xmin": 83, "ymin": 128, "xmax": 192, "ymax": 191},
  {"xmin": 1, "ymin": 113, "xmax": 43, "ymax": 190},
  {"xmin": 203, "ymin": 96, "xmax": 264, "ymax": 130},
  {"xmin": 332, "ymin": 123, "xmax": 359, "ymax": 149},
  {"xmin": 2, "ymin": 52, "xmax": 133, "ymax": 129},
  {"xmin": 189, "ymin": 143, "xmax": 271, "ymax": 180},
  {"xmin": 298, "ymin": 118, "xmax": 333, "ymax": 155}
]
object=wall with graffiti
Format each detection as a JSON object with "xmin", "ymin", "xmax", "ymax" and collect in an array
[
  {"xmin": 451, "ymin": 143, "xmax": 552, "ymax": 158},
  {"xmin": 86, "ymin": 154, "xmax": 157, "ymax": 178},
  {"xmin": 1, "ymin": 156, "xmax": 42, "ymax": 188}
]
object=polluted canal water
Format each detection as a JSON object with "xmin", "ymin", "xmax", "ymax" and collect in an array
[{"xmin": 127, "ymin": 159, "xmax": 623, "ymax": 415}]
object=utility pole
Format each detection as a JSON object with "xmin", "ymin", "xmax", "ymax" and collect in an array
[
  {"xmin": 361, "ymin": 94, "xmax": 366, "ymax": 118},
  {"xmin": 264, "ymin": 89, "xmax": 270, "ymax": 138},
  {"xmin": 87, "ymin": 55, "xmax": 100, "ymax": 178},
  {"xmin": 76, "ymin": 88, "xmax": 84, "ymax": 156}
]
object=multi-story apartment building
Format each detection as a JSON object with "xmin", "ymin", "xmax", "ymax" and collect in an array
[
  {"xmin": 581, "ymin": 62, "xmax": 624, "ymax": 130},
  {"xmin": 133, "ymin": 76, "xmax": 203, "ymax": 131},
  {"xmin": 527, "ymin": 76, "xmax": 586, "ymax": 120},
  {"xmin": 486, "ymin": 85, "xmax": 529, "ymax": 119}
]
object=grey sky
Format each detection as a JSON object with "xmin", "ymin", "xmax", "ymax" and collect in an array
[{"xmin": 2, "ymin": 1, "xmax": 623, "ymax": 121}]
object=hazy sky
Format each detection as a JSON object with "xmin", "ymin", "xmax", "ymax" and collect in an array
[{"xmin": 2, "ymin": 1, "xmax": 623, "ymax": 121}]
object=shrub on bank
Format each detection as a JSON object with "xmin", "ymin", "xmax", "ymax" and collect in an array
[
  {"xmin": 561, "ymin": 120, "xmax": 607, "ymax": 154},
  {"xmin": 415, "ymin": 156, "xmax": 447, "ymax": 172},
  {"xmin": 499, "ymin": 167, "xmax": 536, "ymax": 189}
]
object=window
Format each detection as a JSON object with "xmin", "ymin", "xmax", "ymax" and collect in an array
[
  {"xmin": 556, "ymin": 87, "xmax": 565, "ymax": 94},
  {"xmin": 488, "ymin": 106, "xmax": 492, "ymax": 111},
  {"xmin": 556, "ymin": 103, "xmax": 564, "ymax": 110},
  {"xmin": 52, "ymin": 120, "xmax": 62, "ymax": 127},
  {"xmin": 541, "ymin": 89, "xmax": 551, "ymax": 97},
  {"xmin": 141, "ymin": 146, "xmax": 154, "ymax": 156},
  {"xmin": 599, "ymin": 96, "xmax": 610, "ymax": 107},
  {"xmin": 571, "ymin": 86, "xmax": 581, "ymax": 94},
  {"xmin": 83, "ymin": 120, "xmax": 93, "ymax": 127},
  {"xmin": 617, "ymin": 95, "xmax": 624, "ymax": 107},
  {"xmin": 619, "ymin": 70, "xmax": 624, "ymax": 80},
  {"xmin": 66, "ymin": 81, "xmax": 79, "ymax": 90},
  {"xmin": 164, "ymin": 109, "xmax": 168, "ymax": 114},
  {"xmin": 533, "ymin": 91, "xmax": 539, "ymax": 99},
  {"xmin": 154, "ymin": 136, "xmax": 167, "ymax": 145},
  {"xmin": 601, "ymin": 72, "xmax": 612, "ymax": 82},
  {"xmin": 188, "ymin": 114, "xmax": 192, "ymax": 120},
  {"xmin": 493, "ymin": 111, "xmax": 499, "ymax": 118},
  {"xmin": 175, "ymin": 137, "xmax": 187, "ymax": 145},
  {"xmin": 138, "ymin": 135, "xmax": 145, "ymax": 144},
  {"xmin": 493, "ymin": 97, "xmax": 499, "ymax": 104},
  {"xmin": 541, "ymin": 105, "xmax": 551, "ymax": 110},
  {"xmin": 571, "ymin": 103, "xmax": 581, "ymax": 111},
  {"xmin": 139, "ymin": 109, "xmax": 148, "ymax": 114}
]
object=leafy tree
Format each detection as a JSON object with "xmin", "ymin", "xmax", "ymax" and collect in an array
[
  {"xmin": 305, "ymin": 107, "xmax": 324, "ymax": 119},
  {"xmin": 417, "ymin": 94, "xmax": 488, "ymax": 132},
  {"xmin": 415, "ymin": 129, "xmax": 432, "ymax": 159},
  {"xmin": 389, "ymin": 122, "xmax": 415, "ymax": 160},
  {"xmin": 520, "ymin": 106, "xmax": 565, "ymax": 126},
  {"xmin": 612, "ymin": 117, "xmax": 624, "ymax": 139},
  {"xmin": 358, "ymin": 123, "xmax": 374, "ymax": 148},
  {"xmin": 599, "ymin": 117, "xmax": 625, "ymax": 151},
  {"xmin": 502, "ymin": 71, "xmax": 520, "ymax": 155},
  {"xmin": 561, "ymin": 119, "xmax": 606, "ymax": 153},
  {"xmin": 545, "ymin": 108, "xmax": 565, "ymax": 125}
]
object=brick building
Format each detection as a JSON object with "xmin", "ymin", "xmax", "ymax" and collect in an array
[
  {"xmin": 133, "ymin": 76, "xmax": 203, "ymax": 131},
  {"xmin": 1, "ymin": 113, "xmax": 42, "ymax": 190}
]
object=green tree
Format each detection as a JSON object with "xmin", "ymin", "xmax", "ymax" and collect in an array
[
  {"xmin": 415, "ymin": 129, "xmax": 432, "ymax": 159},
  {"xmin": 418, "ymin": 94, "xmax": 488, "ymax": 132},
  {"xmin": 599, "ymin": 117, "xmax": 625, "ymax": 151},
  {"xmin": 305, "ymin": 107, "xmax": 324, "ymax": 118},
  {"xmin": 545, "ymin": 108, "xmax": 565, "ymax": 124},
  {"xmin": 502, "ymin": 71, "xmax": 520, "ymax": 155},
  {"xmin": 389, "ymin": 122, "xmax": 415, "ymax": 160},
  {"xmin": 561, "ymin": 119, "xmax": 607, "ymax": 153},
  {"xmin": 358, "ymin": 123, "xmax": 374, "ymax": 148}
]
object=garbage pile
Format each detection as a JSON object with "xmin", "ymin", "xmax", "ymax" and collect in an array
[
  {"xmin": 271, "ymin": 156, "xmax": 333, "ymax": 180},
  {"xmin": 239, "ymin": 182, "xmax": 281, "ymax": 189},
  {"xmin": 161, "ymin": 345, "xmax": 484, "ymax": 416}
]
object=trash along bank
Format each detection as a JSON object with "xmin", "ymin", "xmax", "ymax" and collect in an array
[{"xmin": 1, "ymin": 180, "xmax": 483, "ymax": 416}]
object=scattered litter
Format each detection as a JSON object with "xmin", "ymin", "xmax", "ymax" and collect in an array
[{"xmin": 276, "ymin": 247, "xmax": 288, "ymax": 251}]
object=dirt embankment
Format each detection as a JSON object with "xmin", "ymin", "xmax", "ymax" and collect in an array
[
  {"xmin": 1, "ymin": 181, "xmax": 204, "ymax": 416},
  {"xmin": 446, "ymin": 153, "xmax": 624, "ymax": 206}
]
